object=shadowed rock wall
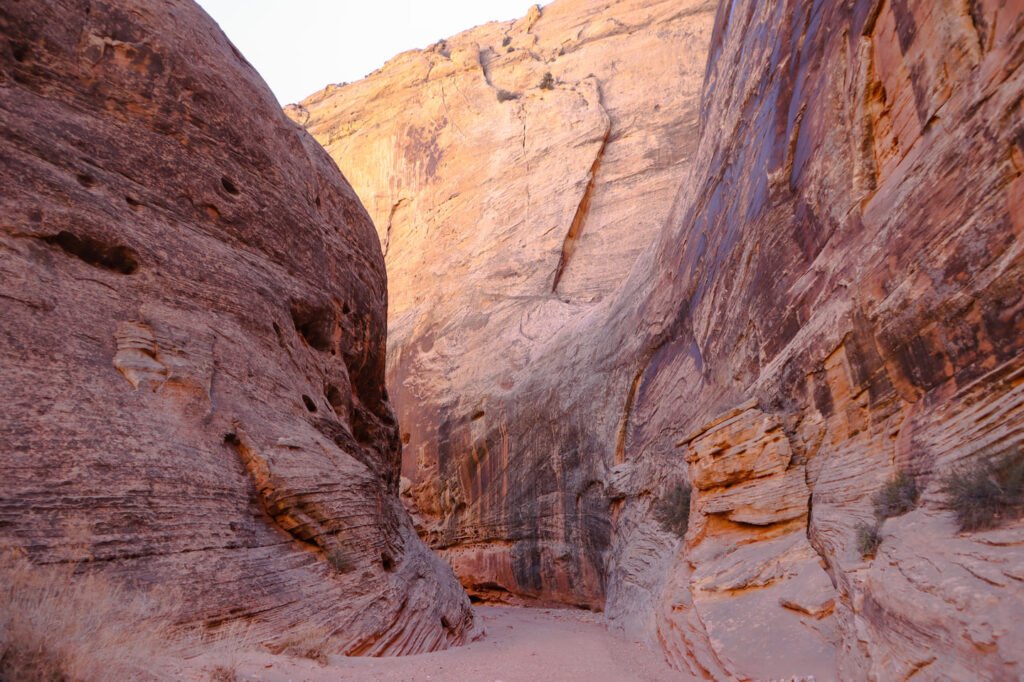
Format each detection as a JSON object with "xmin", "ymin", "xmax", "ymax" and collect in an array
[{"xmin": 0, "ymin": 0, "xmax": 477, "ymax": 654}]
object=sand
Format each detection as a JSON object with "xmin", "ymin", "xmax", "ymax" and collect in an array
[{"xmin": 211, "ymin": 606, "xmax": 689, "ymax": 681}]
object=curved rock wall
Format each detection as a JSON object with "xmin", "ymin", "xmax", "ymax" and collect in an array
[
  {"xmin": 0, "ymin": 0, "xmax": 476, "ymax": 654},
  {"xmin": 296, "ymin": 0, "xmax": 1023, "ymax": 677}
]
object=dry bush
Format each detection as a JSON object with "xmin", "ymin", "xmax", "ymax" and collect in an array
[
  {"xmin": 856, "ymin": 521, "xmax": 883, "ymax": 558},
  {"xmin": 941, "ymin": 451, "xmax": 1024, "ymax": 531},
  {"xmin": 872, "ymin": 471, "xmax": 920, "ymax": 520},
  {"xmin": 265, "ymin": 624, "xmax": 334, "ymax": 666},
  {"xmin": 0, "ymin": 551, "xmax": 175, "ymax": 681}
]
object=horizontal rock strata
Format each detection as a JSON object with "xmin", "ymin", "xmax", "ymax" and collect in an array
[{"xmin": 0, "ymin": 0, "xmax": 477, "ymax": 654}]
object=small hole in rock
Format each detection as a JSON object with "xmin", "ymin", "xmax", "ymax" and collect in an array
[
  {"xmin": 342, "ymin": 302, "xmax": 351, "ymax": 315},
  {"xmin": 401, "ymin": 432, "xmax": 411, "ymax": 445},
  {"xmin": 220, "ymin": 176, "xmax": 240, "ymax": 195},
  {"xmin": 124, "ymin": 195, "xmax": 142, "ymax": 208},
  {"xmin": 42, "ymin": 231, "xmax": 138, "ymax": 275},
  {"xmin": 11, "ymin": 42, "xmax": 29, "ymax": 63},
  {"xmin": 315, "ymin": 195, "xmax": 322, "ymax": 208},
  {"xmin": 441, "ymin": 615, "xmax": 452, "ymax": 630},
  {"xmin": 223, "ymin": 432, "xmax": 240, "ymax": 446},
  {"xmin": 290, "ymin": 302, "xmax": 335, "ymax": 353},
  {"xmin": 302, "ymin": 395, "xmax": 317, "ymax": 412},
  {"xmin": 77, "ymin": 173, "xmax": 96, "ymax": 188},
  {"xmin": 470, "ymin": 410, "xmax": 485, "ymax": 421},
  {"xmin": 381, "ymin": 552, "xmax": 395, "ymax": 571}
]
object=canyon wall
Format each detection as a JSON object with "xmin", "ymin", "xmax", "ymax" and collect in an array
[
  {"xmin": 0, "ymin": 0, "xmax": 477, "ymax": 654},
  {"xmin": 633, "ymin": 0, "xmax": 1024, "ymax": 677},
  {"xmin": 290, "ymin": 0, "xmax": 719, "ymax": 609},
  {"xmin": 301, "ymin": 0, "xmax": 1024, "ymax": 677}
]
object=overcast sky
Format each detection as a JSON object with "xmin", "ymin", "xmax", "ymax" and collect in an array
[{"xmin": 196, "ymin": 1, "xmax": 541, "ymax": 105}]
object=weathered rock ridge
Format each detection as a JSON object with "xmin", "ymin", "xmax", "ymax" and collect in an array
[
  {"xmin": 300, "ymin": 0, "xmax": 1024, "ymax": 677},
  {"xmin": 0, "ymin": 0, "xmax": 477, "ymax": 654}
]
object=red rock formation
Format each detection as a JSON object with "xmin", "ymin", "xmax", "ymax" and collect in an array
[
  {"xmin": 0, "ymin": 0, "xmax": 476, "ymax": 654},
  {"xmin": 299, "ymin": 0, "xmax": 1024, "ymax": 677},
  {"xmin": 290, "ymin": 0, "xmax": 719, "ymax": 609}
]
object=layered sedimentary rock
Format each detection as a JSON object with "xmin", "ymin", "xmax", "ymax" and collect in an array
[
  {"xmin": 290, "ymin": 0, "xmax": 719, "ymax": 608},
  {"xmin": 298, "ymin": 0, "xmax": 1024, "ymax": 677},
  {"xmin": 0, "ymin": 0, "xmax": 476, "ymax": 654}
]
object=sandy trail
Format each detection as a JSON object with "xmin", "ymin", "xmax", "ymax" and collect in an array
[{"xmin": 218, "ymin": 606, "xmax": 688, "ymax": 681}]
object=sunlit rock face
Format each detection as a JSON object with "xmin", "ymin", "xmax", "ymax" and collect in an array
[
  {"xmin": 290, "ymin": 0, "xmax": 719, "ymax": 609},
  {"xmin": 0, "ymin": 0, "xmax": 477, "ymax": 654},
  {"xmin": 296, "ymin": 0, "xmax": 1023, "ymax": 677}
]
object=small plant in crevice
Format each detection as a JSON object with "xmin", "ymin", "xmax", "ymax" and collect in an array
[
  {"xmin": 654, "ymin": 482, "xmax": 691, "ymax": 539},
  {"xmin": 502, "ymin": 35, "xmax": 512, "ymax": 47},
  {"xmin": 856, "ymin": 470, "xmax": 918, "ymax": 559},
  {"xmin": 941, "ymin": 450, "xmax": 1024, "ymax": 532},
  {"xmin": 856, "ymin": 521, "xmax": 883, "ymax": 558},
  {"xmin": 872, "ymin": 471, "xmax": 920, "ymax": 521},
  {"xmin": 496, "ymin": 89, "xmax": 519, "ymax": 102},
  {"xmin": 539, "ymin": 71, "xmax": 554, "ymax": 90}
]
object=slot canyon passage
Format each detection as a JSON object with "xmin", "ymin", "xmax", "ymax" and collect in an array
[{"xmin": 0, "ymin": 0, "xmax": 1023, "ymax": 681}]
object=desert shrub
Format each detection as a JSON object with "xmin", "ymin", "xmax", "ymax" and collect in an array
[
  {"xmin": 502, "ymin": 36, "xmax": 512, "ymax": 47},
  {"xmin": 872, "ymin": 471, "xmax": 920, "ymax": 520},
  {"xmin": 209, "ymin": 665, "xmax": 241, "ymax": 681},
  {"xmin": 539, "ymin": 72, "xmax": 554, "ymax": 90},
  {"xmin": 941, "ymin": 451, "xmax": 1024, "ymax": 531},
  {"xmin": 856, "ymin": 521, "xmax": 883, "ymax": 557},
  {"xmin": 654, "ymin": 482, "xmax": 692, "ymax": 538},
  {"xmin": 0, "ymin": 551, "xmax": 173, "ymax": 681},
  {"xmin": 495, "ymin": 89, "xmax": 519, "ymax": 102},
  {"xmin": 266, "ymin": 626, "xmax": 333, "ymax": 666}
]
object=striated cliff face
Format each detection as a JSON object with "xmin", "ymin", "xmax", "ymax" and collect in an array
[
  {"xmin": 635, "ymin": 0, "xmax": 1024, "ymax": 677},
  {"xmin": 0, "ymin": 0, "xmax": 477, "ymax": 654},
  {"xmin": 289, "ymin": 0, "xmax": 719, "ymax": 609},
  {"xmin": 298, "ymin": 0, "xmax": 1024, "ymax": 677}
]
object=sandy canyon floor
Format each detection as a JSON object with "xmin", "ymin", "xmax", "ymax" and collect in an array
[{"xmin": 190, "ymin": 607, "xmax": 685, "ymax": 681}]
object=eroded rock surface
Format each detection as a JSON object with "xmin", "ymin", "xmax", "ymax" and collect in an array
[
  {"xmin": 0, "ymin": 0, "xmax": 477, "ymax": 654},
  {"xmin": 302, "ymin": 0, "xmax": 1023, "ymax": 678},
  {"xmin": 290, "ymin": 0, "xmax": 719, "ymax": 609}
]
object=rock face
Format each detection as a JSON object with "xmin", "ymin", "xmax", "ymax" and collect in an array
[
  {"xmin": 299, "ymin": 0, "xmax": 1024, "ymax": 677},
  {"xmin": 290, "ymin": 0, "xmax": 719, "ymax": 609},
  {"xmin": 0, "ymin": 0, "xmax": 476, "ymax": 654}
]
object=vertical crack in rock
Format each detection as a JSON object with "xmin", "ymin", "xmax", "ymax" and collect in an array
[
  {"xmin": 615, "ymin": 362, "xmax": 647, "ymax": 465},
  {"xmin": 552, "ymin": 123, "xmax": 610, "ymax": 295},
  {"xmin": 383, "ymin": 198, "xmax": 407, "ymax": 256}
]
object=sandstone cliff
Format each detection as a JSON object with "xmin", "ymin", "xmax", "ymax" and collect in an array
[
  {"xmin": 290, "ymin": 0, "xmax": 719, "ymax": 609},
  {"xmin": 298, "ymin": 0, "xmax": 1024, "ymax": 678},
  {"xmin": 0, "ymin": 0, "xmax": 476, "ymax": 654}
]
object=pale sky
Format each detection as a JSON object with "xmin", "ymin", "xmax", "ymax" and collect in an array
[{"xmin": 196, "ymin": 1, "xmax": 541, "ymax": 105}]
